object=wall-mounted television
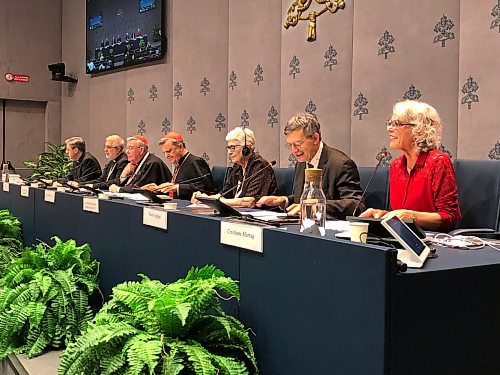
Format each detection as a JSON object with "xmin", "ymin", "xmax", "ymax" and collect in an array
[{"xmin": 86, "ymin": 0, "xmax": 165, "ymax": 74}]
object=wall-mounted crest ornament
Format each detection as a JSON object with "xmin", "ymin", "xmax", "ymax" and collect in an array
[
  {"xmin": 439, "ymin": 144, "xmax": 453, "ymax": 159},
  {"xmin": 127, "ymin": 88, "xmax": 135, "ymax": 104},
  {"xmin": 376, "ymin": 147, "xmax": 392, "ymax": 167},
  {"xmin": 461, "ymin": 76, "xmax": 479, "ymax": 109},
  {"xmin": 254, "ymin": 64, "xmax": 263, "ymax": 86},
  {"xmin": 137, "ymin": 119, "xmax": 146, "ymax": 135},
  {"xmin": 488, "ymin": 141, "xmax": 500, "ymax": 160},
  {"xmin": 174, "ymin": 82, "xmax": 182, "ymax": 99},
  {"xmin": 229, "ymin": 70, "xmax": 237, "ymax": 90},
  {"xmin": 353, "ymin": 93, "xmax": 368, "ymax": 120},
  {"xmin": 324, "ymin": 45, "xmax": 338, "ymax": 70},
  {"xmin": 289, "ymin": 55, "xmax": 301, "ymax": 79},
  {"xmin": 305, "ymin": 99, "xmax": 317, "ymax": 115},
  {"xmin": 267, "ymin": 105, "xmax": 279, "ymax": 128},
  {"xmin": 161, "ymin": 118, "xmax": 171, "ymax": 134},
  {"xmin": 433, "ymin": 15, "xmax": 455, "ymax": 47},
  {"xmin": 491, "ymin": 1, "xmax": 500, "ymax": 32},
  {"xmin": 200, "ymin": 78, "xmax": 210, "ymax": 96},
  {"xmin": 149, "ymin": 84, "xmax": 158, "ymax": 101},
  {"xmin": 240, "ymin": 110, "xmax": 250, "ymax": 128},
  {"xmin": 284, "ymin": 0, "xmax": 345, "ymax": 42},
  {"xmin": 403, "ymin": 84, "xmax": 422, "ymax": 100},
  {"xmin": 215, "ymin": 113, "xmax": 226, "ymax": 132},
  {"xmin": 186, "ymin": 116, "xmax": 196, "ymax": 134},
  {"xmin": 378, "ymin": 31, "xmax": 395, "ymax": 59}
]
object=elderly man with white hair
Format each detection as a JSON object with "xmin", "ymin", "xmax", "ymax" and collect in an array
[
  {"xmin": 109, "ymin": 134, "xmax": 171, "ymax": 193},
  {"xmin": 193, "ymin": 127, "xmax": 277, "ymax": 208}
]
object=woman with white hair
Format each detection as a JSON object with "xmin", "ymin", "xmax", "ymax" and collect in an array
[
  {"xmin": 361, "ymin": 100, "xmax": 461, "ymax": 231},
  {"xmin": 193, "ymin": 127, "xmax": 277, "ymax": 208}
]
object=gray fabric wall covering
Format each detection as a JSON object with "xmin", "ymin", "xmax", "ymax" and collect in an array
[{"xmin": 56, "ymin": 0, "xmax": 499, "ymax": 167}]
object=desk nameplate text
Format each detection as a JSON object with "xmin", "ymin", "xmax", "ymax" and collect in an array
[
  {"xmin": 20, "ymin": 186, "xmax": 30, "ymax": 197},
  {"xmin": 83, "ymin": 197, "xmax": 99, "ymax": 213},
  {"xmin": 220, "ymin": 221, "xmax": 264, "ymax": 253},
  {"xmin": 44, "ymin": 190, "xmax": 56, "ymax": 203},
  {"xmin": 3, "ymin": 182, "xmax": 9, "ymax": 192},
  {"xmin": 143, "ymin": 207, "xmax": 168, "ymax": 230}
]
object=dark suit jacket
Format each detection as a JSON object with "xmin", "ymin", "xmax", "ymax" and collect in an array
[
  {"xmin": 289, "ymin": 144, "xmax": 365, "ymax": 219},
  {"xmin": 174, "ymin": 153, "xmax": 215, "ymax": 200},
  {"xmin": 119, "ymin": 153, "xmax": 172, "ymax": 193},
  {"xmin": 87, "ymin": 152, "xmax": 129, "ymax": 189},
  {"xmin": 67, "ymin": 152, "xmax": 101, "ymax": 183}
]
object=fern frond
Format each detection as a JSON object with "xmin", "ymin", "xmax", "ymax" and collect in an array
[
  {"xmin": 212, "ymin": 355, "xmax": 249, "ymax": 375},
  {"xmin": 124, "ymin": 333, "xmax": 162, "ymax": 375},
  {"xmin": 176, "ymin": 342, "xmax": 215, "ymax": 375}
]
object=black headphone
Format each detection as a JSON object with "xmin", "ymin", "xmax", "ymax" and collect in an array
[{"xmin": 242, "ymin": 128, "xmax": 251, "ymax": 157}]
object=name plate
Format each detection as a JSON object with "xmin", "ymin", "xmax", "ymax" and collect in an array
[
  {"xmin": 20, "ymin": 186, "xmax": 30, "ymax": 197},
  {"xmin": 143, "ymin": 207, "xmax": 168, "ymax": 230},
  {"xmin": 83, "ymin": 197, "xmax": 99, "ymax": 213},
  {"xmin": 220, "ymin": 221, "xmax": 264, "ymax": 253},
  {"xmin": 57, "ymin": 186, "xmax": 66, "ymax": 192},
  {"xmin": 44, "ymin": 190, "xmax": 56, "ymax": 203},
  {"xmin": 2, "ymin": 182, "xmax": 9, "ymax": 192}
]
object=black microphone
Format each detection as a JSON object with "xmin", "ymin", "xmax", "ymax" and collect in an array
[
  {"xmin": 352, "ymin": 152, "xmax": 386, "ymax": 217},
  {"xmin": 219, "ymin": 160, "xmax": 276, "ymax": 198}
]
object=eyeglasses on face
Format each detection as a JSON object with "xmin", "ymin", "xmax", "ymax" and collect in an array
[
  {"xmin": 226, "ymin": 145, "xmax": 242, "ymax": 151},
  {"xmin": 104, "ymin": 145, "xmax": 118, "ymax": 149},
  {"xmin": 386, "ymin": 119, "xmax": 414, "ymax": 128},
  {"xmin": 285, "ymin": 137, "xmax": 309, "ymax": 149},
  {"xmin": 126, "ymin": 145, "xmax": 142, "ymax": 151}
]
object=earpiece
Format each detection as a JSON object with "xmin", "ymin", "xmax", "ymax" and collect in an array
[{"xmin": 241, "ymin": 128, "xmax": 250, "ymax": 157}]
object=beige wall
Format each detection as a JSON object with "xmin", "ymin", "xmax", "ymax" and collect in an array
[
  {"xmin": 0, "ymin": 0, "xmax": 62, "ymax": 167},
  {"xmin": 59, "ymin": 0, "xmax": 499, "ymax": 167}
]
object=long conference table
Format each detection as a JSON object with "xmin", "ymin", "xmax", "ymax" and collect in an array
[{"xmin": 0, "ymin": 184, "xmax": 499, "ymax": 375}]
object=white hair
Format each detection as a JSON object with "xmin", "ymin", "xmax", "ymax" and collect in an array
[{"xmin": 225, "ymin": 127, "xmax": 256, "ymax": 149}]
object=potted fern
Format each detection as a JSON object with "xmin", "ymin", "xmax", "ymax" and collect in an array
[
  {"xmin": 23, "ymin": 142, "xmax": 73, "ymax": 181},
  {"xmin": 59, "ymin": 265, "xmax": 259, "ymax": 375},
  {"xmin": 0, "ymin": 209, "xmax": 23, "ymax": 276},
  {"xmin": 0, "ymin": 237, "xmax": 101, "ymax": 359}
]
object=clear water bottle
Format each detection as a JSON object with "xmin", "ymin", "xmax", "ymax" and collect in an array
[{"xmin": 300, "ymin": 168, "xmax": 326, "ymax": 236}]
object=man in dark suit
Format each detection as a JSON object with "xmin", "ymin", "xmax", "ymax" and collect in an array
[
  {"xmin": 257, "ymin": 113, "xmax": 365, "ymax": 219},
  {"xmin": 142, "ymin": 132, "xmax": 215, "ymax": 200},
  {"xmin": 63, "ymin": 136, "xmax": 101, "ymax": 183},
  {"xmin": 108, "ymin": 134, "xmax": 171, "ymax": 193},
  {"xmin": 70, "ymin": 135, "xmax": 129, "ymax": 189}
]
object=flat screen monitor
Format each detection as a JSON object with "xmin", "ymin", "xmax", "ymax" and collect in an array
[{"xmin": 86, "ymin": 0, "xmax": 165, "ymax": 74}]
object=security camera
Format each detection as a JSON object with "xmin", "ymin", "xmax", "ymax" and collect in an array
[{"xmin": 48, "ymin": 63, "xmax": 78, "ymax": 83}]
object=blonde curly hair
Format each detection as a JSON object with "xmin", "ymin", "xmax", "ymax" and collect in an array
[{"xmin": 392, "ymin": 100, "xmax": 442, "ymax": 153}]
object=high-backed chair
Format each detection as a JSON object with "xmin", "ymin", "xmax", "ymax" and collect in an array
[
  {"xmin": 453, "ymin": 159, "xmax": 500, "ymax": 230},
  {"xmin": 273, "ymin": 167, "xmax": 295, "ymax": 196},
  {"xmin": 357, "ymin": 167, "xmax": 390, "ymax": 211},
  {"xmin": 211, "ymin": 166, "xmax": 232, "ymax": 192}
]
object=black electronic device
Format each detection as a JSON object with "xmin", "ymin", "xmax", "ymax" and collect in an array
[
  {"xmin": 242, "ymin": 128, "xmax": 250, "ymax": 157},
  {"xmin": 132, "ymin": 188, "xmax": 168, "ymax": 204},
  {"xmin": 346, "ymin": 216, "xmax": 427, "ymax": 240},
  {"xmin": 86, "ymin": 0, "xmax": 166, "ymax": 74}
]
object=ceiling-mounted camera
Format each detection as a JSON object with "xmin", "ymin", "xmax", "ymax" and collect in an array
[{"xmin": 48, "ymin": 63, "xmax": 78, "ymax": 83}]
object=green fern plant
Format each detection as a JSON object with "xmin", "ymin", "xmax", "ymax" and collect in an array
[
  {"xmin": 59, "ymin": 265, "xmax": 258, "ymax": 375},
  {"xmin": 23, "ymin": 142, "xmax": 73, "ymax": 180},
  {"xmin": 0, "ymin": 210, "xmax": 23, "ymax": 276},
  {"xmin": 0, "ymin": 237, "xmax": 101, "ymax": 359}
]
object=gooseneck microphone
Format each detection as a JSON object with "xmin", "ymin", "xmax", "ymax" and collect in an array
[
  {"xmin": 175, "ymin": 172, "xmax": 211, "ymax": 185},
  {"xmin": 352, "ymin": 152, "xmax": 386, "ymax": 217},
  {"xmin": 219, "ymin": 160, "xmax": 276, "ymax": 198}
]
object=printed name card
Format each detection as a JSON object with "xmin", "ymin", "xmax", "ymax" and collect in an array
[
  {"xmin": 57, "ymin": 187, "xmax": 66, "ymax": 192},
  {"xmin": 143, "ymin": 207, "xmax": 168, "ymax": 230},
  {"xmin": 220, "ymin": 221, "xmax": 264, "ymax": 253},
  {"xmin": 20, "ymin": 186, "xmax": 30, "ymax": 197},
  {"xmin": 2, "ymin": 182, "xmax": 9, "ymax": 192},
  {"xmin": 83, "ymin": 197, "xmax": 99, "ymax": 213},
  {"xmin": 44, "ymin": 190, "xmax": 56, "ymax": 203}
]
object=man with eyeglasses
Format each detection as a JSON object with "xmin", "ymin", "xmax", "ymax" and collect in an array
[
  {"xmin": 108, "ymin": 134, "xmax": 171, "ymax": 193},
  {"xmin": 257, "ymin": 112, "xmax": 364, "ymax": 218},
  {"xmin": 69, "ymin": 135, "xmax": 129, "ymax": 189},
  {"xmin": 61, "ymin": 136, "xmax": 101, "ymax": 183},
  {"xmin": 141, "ymin": 132, "xmax": 215, "ymax": 199}
]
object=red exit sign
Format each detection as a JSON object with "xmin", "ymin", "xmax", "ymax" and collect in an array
[{"xmin": 4, "ymin": 73, "xmax": 30, "ymax": 83}]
